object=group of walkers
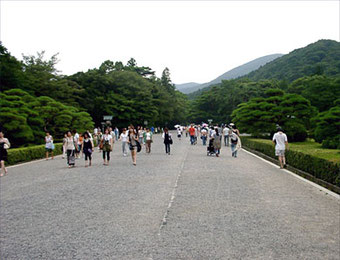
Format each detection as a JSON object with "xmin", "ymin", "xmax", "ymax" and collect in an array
[
  {"xmin": 0, "ymin": 122, "xmax": 289, "ymax": 176},
  {"xmin": 184, "ymin": 123, "xmax": 241, "ymax": 158}
]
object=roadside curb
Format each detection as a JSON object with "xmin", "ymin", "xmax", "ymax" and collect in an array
[{"xmin": 242, "ymin": 147, "xmax": 340, "ymax": 198}]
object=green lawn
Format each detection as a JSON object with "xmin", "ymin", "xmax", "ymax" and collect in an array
[{"xmin": 249, "ymin": 139, "xmax": 340, "ymax": 163}]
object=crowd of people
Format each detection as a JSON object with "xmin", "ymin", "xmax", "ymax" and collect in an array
[{"xmin": 0, "ymin": 122, "xmax": 289, "ymax": 176}]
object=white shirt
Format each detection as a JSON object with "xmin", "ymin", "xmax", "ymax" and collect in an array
[
  {"xmin": 74, "ymin": 133, "xmax": 80, "ymax": 144},
  {"xmin": 146, "ymin": 132, "xmax": 152, "ymax": 140},
  {"xmin": 120, "ymin": 132, "xmax": 128, "ymax": 142},
  {"xmin": 103, "ymin": 134, "xmax": 112, "ymax": 142},
  {"xmin": 273, "ymin": 132, "xmax": 288, "ymax": 150},
  {"xmin": 223, "ymin": 127, "xmax": 230, "ymax": 136}
]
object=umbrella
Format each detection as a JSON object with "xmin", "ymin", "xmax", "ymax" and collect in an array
[{"xmin": 174, "ymin": 124, "xmax": 180, "ymax": 128}]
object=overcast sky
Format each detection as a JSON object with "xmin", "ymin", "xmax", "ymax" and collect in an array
[{"xmin": 1, "ymin": 1, "xmax": 339, "ymax": 84}]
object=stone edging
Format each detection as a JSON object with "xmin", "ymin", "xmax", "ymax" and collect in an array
[{"xmin": 242, "ymin": 146, "xmax": 340, "ymax": 195}]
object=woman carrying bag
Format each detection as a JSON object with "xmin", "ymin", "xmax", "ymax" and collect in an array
[
  {"xmin": 65, "ymin": 131, "xmax": 77, "ymax": 168},
  {"xmin": 128, "ymin": 125, "xmax": 139, "ymax": 166},
  {"xmin": 102, "ymin": 128, "xmax": 113, "ymax": 166},
  {"xmin": 162, "ymin": 127, "xmax": 172, "ymax": 155},
  {"xmin": 82, "ymin": 132, "xmax": 94, "ymax": 167}
]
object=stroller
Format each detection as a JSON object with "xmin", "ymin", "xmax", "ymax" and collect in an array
[{"xmin": 207, "ymin": 138, "xmax": 216, "ymax": 156}]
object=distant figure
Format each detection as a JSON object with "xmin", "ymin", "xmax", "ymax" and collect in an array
[
  {"xmin": 223, "ymin": 125, "xmax": 230, "ymax": 146},
  {"xmin": 45, "ymin": 132, "xmax": 54, "ymax": 160},
  {"xmin": 272, "ymin": 128, "xmax": 289, "ymax": 169},
  {"xmin": 128, "ymin": 125, "xmax": 138, "ymax": 166},
  {"xmin": 230, "ymin": 126, "xmax": 241, "ymax": 158},
  {"xmin": 82, "ymin": 132, "xmax": 94, "ymax": 167},
  {"xmin": 213, "ymin": 128, "xmax": 222, "ymax": 157},
  {"xmin": 62, "ymin": 133, "xmax": 67, "ymax": 159},
  {"xmin": 119, "ymin": 128, "xmax": 129, "ymax": 156},
  {"xmin": 201, "ymin": 127, "xmax": 208, "ymax": 146},
  {"xmin": 162, "ymin": 127, "xmax": 172, "ymax": 155},
  {"xmin": 138, "ymin": 127, "xmax": 144, "ymax": 147},
  {"xmin": 73, "ymin": 130, "xmax": 81, "ymax": 159},
  {"xmin": 114, "ymin": 127, "xmax": 119, "ymax": 141},
  {"xmin": 0, "ymin": 130, "xmax": 10, "ymax": 177},
  {"xmin": 65, "ymin": 131, "xmax": 76, "ymax": 168},
  {"xmin": 144, "ymin": 128, "xmax": 153, "ymax": 154},
  {"xmin": 102, "ymin": 128, "xmax": 113, "ymax": 166},
  {"xmin": 177, "ymin": 128, "xmax": 182, "ymax": 140},
  {"xmin": 189, "ymin": 125, "xmax": 196, "ymax": 145}
]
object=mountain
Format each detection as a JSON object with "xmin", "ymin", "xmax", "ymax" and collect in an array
[
  {"xmin": 175, "ymin": 82, "xmax": 201, "ymax": 91},
  {"xmin": 244, "ymin": 39, "xmax": 340, "ymax": 82},
  {"xmin": 176, "ymin": 53, "xmax": 283, "ymax": 94}
]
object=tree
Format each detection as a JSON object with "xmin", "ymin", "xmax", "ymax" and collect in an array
[
  {"xmin": 313, "ymin": 106, "xmax": 340, "ymax": 149},
  {"xmin": 231, "ymin": 89, "xmax": 316, "ymax": 141}
]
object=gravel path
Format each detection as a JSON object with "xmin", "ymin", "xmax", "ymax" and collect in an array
[{"xmin": 1, "ymin": 133, "xmax": 339, "ymax": 259}]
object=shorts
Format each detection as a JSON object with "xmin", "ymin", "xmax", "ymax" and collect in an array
[
  {"xmin": 45, "ymin": 148, "xmax": 53, "ymax": 153},
  {"xmin": 275, "ymin": 149, "xmax": 285, "ymax": 156}
]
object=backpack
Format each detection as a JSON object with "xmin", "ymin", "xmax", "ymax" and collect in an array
[{"xmin": 231, "ymin": 133, "xmax": 238, "ymax": 144}]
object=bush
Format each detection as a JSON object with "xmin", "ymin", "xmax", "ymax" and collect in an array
[
  {"xmin": 283, "ymin": 121, "xmax": 307, "ymax": 142},
  {"xmin": 241, "ymin": 137, "xmax": 340, "ymax": 188},
  {"xmin": 6, "ymin": 143, "xmax": 63, "ymax": 166},
  {"xmin": 322, "ymin": 136, "xmax": 340, "ymax": 149}
]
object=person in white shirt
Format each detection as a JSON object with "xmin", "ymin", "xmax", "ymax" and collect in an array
[
  {"xmin": 119, "ymin": 128, "xmax": 129, "ymax": 156},
  {"xmin": 223, "ymin": 126, "xmax": 230, "ymax": 147},
  {"xmin": 102, "ymin": 128, "xmax": 113, "ymax": 165},
  {"xmin": 73, "ymin": 130, "xmax": 80, "ymax": 158},
  {"xmin": 272, "ymin": 128, "xmax": 289, "ymax": 169}
]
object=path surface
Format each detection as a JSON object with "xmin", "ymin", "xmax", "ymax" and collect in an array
[{"xmin": 1, "ymin": 133, "xmax": 339, "ymax": 259}]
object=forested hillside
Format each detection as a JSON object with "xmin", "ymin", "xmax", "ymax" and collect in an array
[
  {"xmin": 245, "ymin": 40, "xmax": 340, "ymax": 81},
  {"xmin": 189, "ymin": 39, "xmax": 340, "ymax": 147},
  {"xmin": 0, "ymin": 43, "xmax": 188, "ymax": 147},
  {"xmin": 178, "ymin": 54, "xmax": 283, "ymax": 94}
]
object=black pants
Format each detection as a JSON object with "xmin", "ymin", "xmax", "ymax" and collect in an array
[
  {"xmin": 165, "ymin": 143, "xmax": 170, "ymax": 154},
  {"xmin": 84, "ymin": 152, "xmax": 92, "ymax": 161},
  {"xmin": 103, "ymin": 151, "xmax": 110, "ymax": 161},
  {"xmin": 67, "ymin": 150, "xmax": 75, "ymax": 165}
]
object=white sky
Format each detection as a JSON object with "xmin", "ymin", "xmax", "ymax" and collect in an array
[{"xmin": 1, "ymin": 1, "xmax": 339, "ymax": 84}]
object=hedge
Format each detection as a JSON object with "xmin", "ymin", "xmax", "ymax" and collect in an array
[
  {"xmin": 6, "ymin": 143, "xmax": 63, "ymax": 166},
  {"xmin": 241, "ymin": 137, "xmax": 340, "ymax": 188}
]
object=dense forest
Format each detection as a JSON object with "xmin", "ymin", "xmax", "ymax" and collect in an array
[
  {"xmin": 1, "ymin": 39, "xmax": 339, "ymax": 149},
  {"xmin": 0, "ymin": 43, "xmax": 188, "ymax": 147},
  {"xmin": 188, "ymin": 40, "xmax": 340, "ymax": 148}
]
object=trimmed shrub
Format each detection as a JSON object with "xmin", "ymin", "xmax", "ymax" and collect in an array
[
  {"xmin": 6, "ymin": 143, "xmax": 63, "ymax": 166},
  {"xmin": 241, "ymin": 137, "xmax": 340, "ymax": 187}
]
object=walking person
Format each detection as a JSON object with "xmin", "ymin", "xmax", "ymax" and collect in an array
[
  {"xmin": 162, "ymin": 128, "xmax": 172, "ymax": 155},
  {"xmin": 81, "ymin": 132, "xmax": 94, "ymax": 167},
  {"xmin": 128, "ymin": 126, "xmax": 138, "ymax": 166},
  {"xmin": 138, "ymin": 127, "xmax": 144, "ymax": 148},
  {"xmin": 213, "ymin": 128, "xmax": 222, "ymax": 157},
  {"xmin": 102, "ymin": 128, "xmax": 113, "ymax": 166},
  {"xmin": 0, "ymin": 131, "xmax": 10, "ymax": 177},
  {"xmin": 144, "ymin": 128, "xmax": 153, "ymax": 154},
  {"xmin": 73, "ymin": 130, "xmax": 81, "ymax": 159},
  {"xmin": 62, "ymin": 133, "xmax": 67, "ymax": 159},
  {"xmin": 114, "ymin": 127, "xmax": 119, "ymax": 141},
  {"xmin": 223, "ymin": 125, "xmax": 230, "ymax": 146},
  {"xmin": 65, "ymin": 131, "xmax": 77, "ymax": 168},
  {"xmin": 119, "ymin": 128, "xmax": 129, "ymax": 156},
  {"xmin": 201, "ymin": 127, "xmax": 208, "ymax": 146},
  {"xmin": 189, "ymin": 125, "xmax": 196, "ymax": 145},
  {"xmin": 272, "ymin": 127, "xmax": 289, "ymax": 169},
  {"xmin": 230, "ymin": 127, "xmax": 241, "ymax": 158},
  {"xmin": 45, "ymin": 132, "xmax": 54, "ymax": 160},
  {"xmin": 177, "ymin": 127, "xmax": 182, "ymax": 140}
]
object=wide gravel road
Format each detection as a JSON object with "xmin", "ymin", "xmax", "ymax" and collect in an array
[{"xmin": 1, "ymin": 133, "xmax": 339, "ymax": 259}]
